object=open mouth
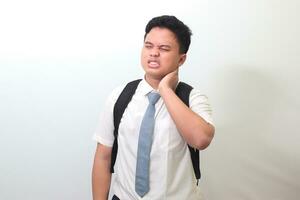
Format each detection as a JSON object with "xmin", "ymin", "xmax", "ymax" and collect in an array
[{"xmin": 148, "ymin": 60, "xmax": 160, "ymax": 68}]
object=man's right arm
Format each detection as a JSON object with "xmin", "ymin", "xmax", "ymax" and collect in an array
[{"xmin": 92, "ymin": 143, "xmax": 112, "ymax": 200}]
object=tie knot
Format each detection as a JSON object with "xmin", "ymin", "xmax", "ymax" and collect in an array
[{"xmin": 147, "ymin": 92, "xmax": 160, "ymax": 105}]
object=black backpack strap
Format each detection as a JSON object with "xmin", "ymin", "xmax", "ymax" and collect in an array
[
  {"xmin": 110, "ymin": 79, "xmax": 142, "ymax": 173},
  {"xmin": 175, "ymin": 82, "xmax": 201, "ymax": 182}
]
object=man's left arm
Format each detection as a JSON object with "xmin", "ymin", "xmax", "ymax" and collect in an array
[{"xmin": 159, "ymin": 70, "xmax": 215, "ymax": 150}]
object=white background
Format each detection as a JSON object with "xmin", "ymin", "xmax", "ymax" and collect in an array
[{"xmin": 1, "ymin": 0, "xmax": 299, "ymax": 199}]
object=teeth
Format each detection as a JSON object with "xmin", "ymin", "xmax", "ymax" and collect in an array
[{"xmin": 149, "ymin": 61, "xmax": 159, "ymax": 67}]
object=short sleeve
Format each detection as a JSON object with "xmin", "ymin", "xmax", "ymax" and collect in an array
[
  {"xmin": 189, "ymin": 88, "xmax": 214, "ymax": 125},
  {"xmin": 93, "ymin": 85, "xmax": 125, "ymax": 147}
]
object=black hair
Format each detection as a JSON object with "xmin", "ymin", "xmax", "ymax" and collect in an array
[{"xmin": 144, "ymin": 15, "xmax": 192, "ymax": 54}]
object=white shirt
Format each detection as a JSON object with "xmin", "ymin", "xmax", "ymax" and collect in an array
[{"xmin": 93, "ymin": 79, "xmax": 213, "ymax": 200}]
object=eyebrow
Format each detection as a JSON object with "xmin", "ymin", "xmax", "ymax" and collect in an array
[{"xmin": 144, "ymin": 41, "xmax": 171, "ymax": 49}]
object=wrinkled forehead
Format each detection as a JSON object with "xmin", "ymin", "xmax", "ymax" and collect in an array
[{"xmin": 144, "ymin": 27, "xmax": 179, "ymax": 47}]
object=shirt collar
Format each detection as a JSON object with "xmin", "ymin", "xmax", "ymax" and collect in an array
[
  {"xmin": 136, "ymin": 78, "xmax": 181, "ymax": 96},
  {"xmin": 137, "ymin": 78, "xmax": 158, "ymax": 96}
]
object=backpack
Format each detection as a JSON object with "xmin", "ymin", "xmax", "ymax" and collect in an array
[{"xmin": 110, "ymin": 79, "xmax": 201, "ymax": 183}]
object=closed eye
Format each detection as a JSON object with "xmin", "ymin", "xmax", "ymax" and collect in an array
[
  {"xmin": 145, "ymin": 44, "xmax": 152, "ymax": 49},
  {"xmin": 160, "ymin": 47, "xmax": 170, "ymax": 51},
  {"xmin": 159, "ymin": 45, "xmax": 171, "ymax": 51},
  {"xmin": 144, "ymin": 41, "xmax": 153, "ymax": 49}
]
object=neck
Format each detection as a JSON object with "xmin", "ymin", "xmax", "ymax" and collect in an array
[{"xmin": 144, "ymin": 75, "xmax": 161, "ymax": 90}]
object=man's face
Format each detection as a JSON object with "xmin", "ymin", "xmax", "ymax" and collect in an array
[{"xmin": 141, "ymin": 27, "xmax": 186, "ymax": 81}]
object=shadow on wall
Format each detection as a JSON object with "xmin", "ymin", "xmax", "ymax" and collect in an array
[{"xmin": 203, "ymin": 66, "xmax": 300, "ymax": 200}]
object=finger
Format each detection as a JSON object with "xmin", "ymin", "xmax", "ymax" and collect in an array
[
  {"xmin": 173, "ymin": 69, "xmax": 179, "ymax": 74},
  {"xmin": 169, "ymin": 70, "xmax": 178, "ymax": 76}
]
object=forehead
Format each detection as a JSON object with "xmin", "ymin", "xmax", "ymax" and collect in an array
[{"xmin": 145, "ymin": 27, "xmax": 179, "ymax": 46}]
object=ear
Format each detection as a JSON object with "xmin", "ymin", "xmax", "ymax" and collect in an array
[{"xmin": 178, "ymin": 54, "xmax": 187, "ymax": 67}]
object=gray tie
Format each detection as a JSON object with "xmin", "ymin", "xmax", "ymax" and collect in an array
[{"xmin": 135, "ymin": 92, "xmax": 160, "ymax": 197}]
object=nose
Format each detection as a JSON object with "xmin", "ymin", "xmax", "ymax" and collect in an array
[{"xmin": 150, "ymin": 48, "xmax": 159, "ymax": 57}]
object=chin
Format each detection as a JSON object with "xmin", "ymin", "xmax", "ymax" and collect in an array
[
  {"xmin": 143, "ymin": 65, "xmax": 164, "ymax": 78},
  {"xmin": 145, "ymin": 72, "xmax": 164, "ymax": 80}
]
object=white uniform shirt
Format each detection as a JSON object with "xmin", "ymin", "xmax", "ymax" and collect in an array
[{"xmin": 93, "ymin": 79, "xmax": 213, "ymax": 200}]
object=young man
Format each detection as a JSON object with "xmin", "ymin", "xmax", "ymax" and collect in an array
[{"xmin": 92, "ymin": 15, "xmax": 215, "ymax": 200}]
